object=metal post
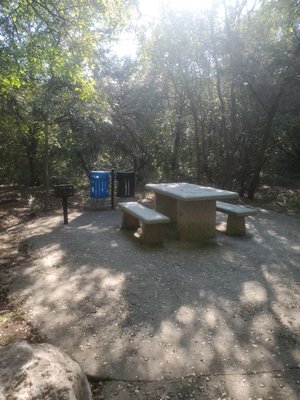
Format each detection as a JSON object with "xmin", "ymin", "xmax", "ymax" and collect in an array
[
  {"xmin": 111, "ymin": 168, "xmax": 115, "ymax": 209},
  {"xmin": 62, "ymin": 196, "xmax": 68, "ymax": 224}
]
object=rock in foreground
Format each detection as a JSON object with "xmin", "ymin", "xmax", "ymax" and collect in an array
[{"xmin": 0, "ymin": 341, "xmax": 91, "ymax": 400}]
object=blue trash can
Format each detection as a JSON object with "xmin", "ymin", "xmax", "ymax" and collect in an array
[{"xmin": 90, "ymin": 171, "xmax": 110, "ymax": 198}]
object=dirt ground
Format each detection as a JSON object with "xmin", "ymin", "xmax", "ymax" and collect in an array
[{"xmin": 0, "ymin": 184, "xmax": 300, "ymax": 399}]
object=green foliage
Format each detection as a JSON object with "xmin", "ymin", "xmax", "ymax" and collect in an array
[
  {"xmin": 134, "ymin": 0, "xmax": 300, "ymax": 191},
  {"xmin": 275, "ymin": 191, "xmax": 300, "ymax": 215},
  {"xmin": 0, "ymin": 0, "xmax": 299, "ymax": 199},
  {"xmin": 0, "ymin": 0, "xmax": 135, "ymax": 189}
]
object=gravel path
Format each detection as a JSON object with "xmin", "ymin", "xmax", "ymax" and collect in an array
[{"xmin": 11, "ymin": 207, "xmax": 300, "ymax": 399}]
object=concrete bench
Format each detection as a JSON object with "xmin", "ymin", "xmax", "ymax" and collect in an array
[
  {"xmin": 216, "ymin": 201, "xmax": 257, "ymax": 236},
  {"xmin": 118, "ymin": 202, "xmax": 170, "ymax": 244}
]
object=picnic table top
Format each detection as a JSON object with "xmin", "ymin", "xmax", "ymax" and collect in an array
[{"xmin": 145, "ymin": 182, "xmax": 239, "ymax": 202}]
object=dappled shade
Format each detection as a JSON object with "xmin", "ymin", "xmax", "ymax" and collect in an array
[{"xmin": 11, "ymin": 208, "xmax": 300, "ymax": 399}]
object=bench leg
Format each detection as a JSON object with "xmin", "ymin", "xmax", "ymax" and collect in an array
[
  {"xmin": 140, "ymin": 223, "xmax": 163, "ymax": 245},
  {"xmin": 122, "ymin": 212, "xmax": 140, "ymax": 230},
  {"xmin": 226, "ymin": 214, "xmax": 245, "ymax": 236}
]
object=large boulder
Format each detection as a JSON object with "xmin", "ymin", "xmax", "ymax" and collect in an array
[{"xmin": 0, "ymin": 341, "xmax": 92, "ymax": 400}]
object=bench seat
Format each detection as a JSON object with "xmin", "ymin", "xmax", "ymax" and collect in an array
[
  {"xmin": 216, "ymin": 201, "xmax": 257, "ymax": 236},
  {"xmin": 119, "ymin": 202, "xmax": 170, "ymax": 244}
]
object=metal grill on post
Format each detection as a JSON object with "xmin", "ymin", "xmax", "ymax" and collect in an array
[{"xmin": 54, "ymin": 184, "xmax": 74, "ymax": 224}]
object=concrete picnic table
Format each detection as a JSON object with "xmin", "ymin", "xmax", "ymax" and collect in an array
[{"xmin": 145, "ymin": 182, "xmax": 239, "ymax": 241}]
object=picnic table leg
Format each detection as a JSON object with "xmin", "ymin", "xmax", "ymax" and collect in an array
[
  {"xmin": 226, "ymin": 214, "xmax": 245, "ymax": 236},
  {"xmin": 177, "ymin": 200, "xmax": 216, "ymax": 241},
  {"xmin": 155, "ymin": 193, "xmax": 177, "ymax": 222},
  {"xmin": 140, "ymin": 223, "xmax": 163, "ymax": 245},
  {"xmin": 122, "ymin": 212, "xmax": 140, "ymax": 230}
]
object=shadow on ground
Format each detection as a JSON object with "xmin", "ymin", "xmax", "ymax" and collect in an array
[{"xmin": 11, "ymin": 208, "xmax": 300, "ymax": 399}]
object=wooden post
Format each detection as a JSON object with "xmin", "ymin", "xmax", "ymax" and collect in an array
[
  {"xmin": 111, "ymin": 168, "xmax": 115, "ymax": 209},
  {"xmin": 62, "ymin": 196, "xmax": 68, "ymax": 224}
]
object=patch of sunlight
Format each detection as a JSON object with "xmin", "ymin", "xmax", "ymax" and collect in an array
[
  {"xmin": 266, "ymin": 229, "xmax": 288, "ymax": 243},
  {"xmin": 260, "ymin": 209, "xmax": 270, "ymax": 214},
  {"xmin": 240, "ymin": 281, "xmax": 267, "ymax": 304},
  {"xmin": 262, "ymin": 263, "xmax": 300, "ymax": 296},
  {"xmin": 253, "ymin": 235, "xmax": 264, "ymax": 244},
  {"xmin": 77, "ymin": 224, "xmax": 111, "ymax": 233},
  {"xmin": 26, "ymin": 215, "xmax": 62, "ymax": 235},
  {"xmin": 291, "ymin": 244, "xmax": 300, "ymax": 251},
  {"xmin": 101, "ymin": 273, "xmax": 125, "ymax": 289},
  {"xmin": 204, "ymin": 309, "xmax": 218, "ymax": 328},
  {"xmin": 262, "ymin": 264, "xmax": 285, "ymax": 283},
  {"xmin": 292, "ymin": 347, "xmax": 300, "ymax": 364},
  {"xmin": 225, "ymin": 375, "xmax": 251, "ymax": 400},
  {"xmin": 213, "ymin": 324, "xmax": 235, "ymax": 356},
  {"xmin": 159, "ymin": 320, "xmax": 183, "ymax": 343},
  {"xmin": 100, "ymin": 272, "xmax": 126, "ymax": 299},
  {"xmin": 251, "ymin": 313, "xmax": 276, "ymax": 332},
  {"xmin": 272, "ymin": 305, "xmax": 300, "ymax": 331},
  {"xmin": 40, "ymin": 245, "xmax": 65, "ymax": 268},
  {"xmin": 223, "ymin": 252, "xmax": 235, "ymax": 263},
  {"xmin": 131, "ymin": 318, "xmax": 216, "ymax": 378},
  {"xmin": 0, "ymin": 309, "xmax": 23, "ymax": 324},
  {"xmin": 77, "ymin": 223, "xmax": 94, "ymax": 229},
  {"xmin": 109, "ymin": 336, "xmax": 126, "ymax": 361},
  {"xmin": 66, "ymin": 211, "xmax": 81, "ymax": 222},
  {"xmin": 175, "ymin": 305, "xmax": 196, "ymax": 324}
]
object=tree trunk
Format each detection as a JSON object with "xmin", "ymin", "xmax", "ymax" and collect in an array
[
  {"xmin": 210, "ymin": 17, "xmax": 233, "ymax": 189},
  {"xmin": 193, "ymin": 112, "xmax": 201, "ymax": 184},
  {"xmin": 216, "ymin": 69, "xmax": 233, "ymax": 189},
  {"xmin": 247, "ymin": 90, "xmax": 284, "ymax": 199},
  {"xmin": 44, "ymin": 119, "xmax": 50, "ymax": 211},
  {"xmin": 247, "ymin": 119, "xmax": 273, "ymax": 199},
  {"xmin": 171, "ymin": 97, "xmax": 185, "ymax": 179}
]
